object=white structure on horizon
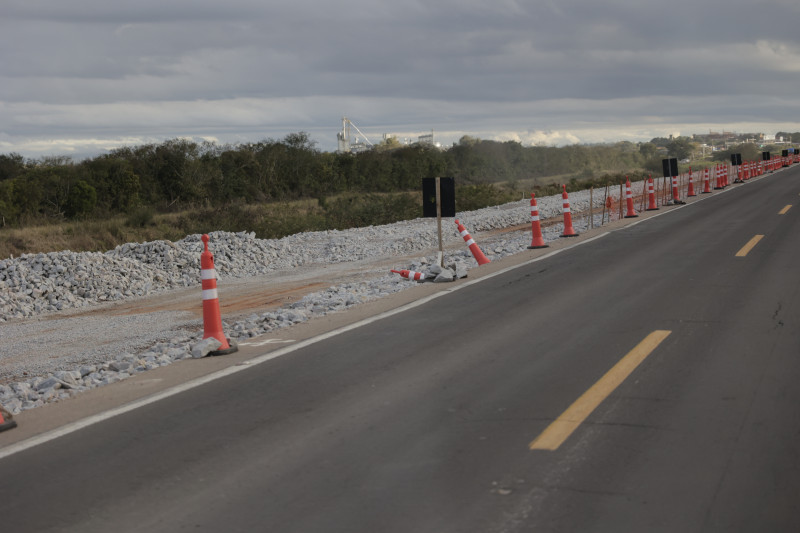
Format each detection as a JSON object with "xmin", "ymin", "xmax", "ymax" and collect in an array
[
  {"xmin": 418, "ymin": 131, "xmax": 434, "ymax": 146},
  {"xmin": 337, "ymin": 117, "xmax": 374, "ymax": 153},
  {"xmin": 337, "ymin": 118, "xmax": 439, "ymax": 152}
]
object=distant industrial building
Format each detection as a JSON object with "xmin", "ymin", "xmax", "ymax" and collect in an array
[{"xmin": 337, "ymin": 117, "xmax": 438, "ymax": 153}]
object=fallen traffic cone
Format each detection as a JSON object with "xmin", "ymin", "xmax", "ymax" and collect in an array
[
  {"xmin": 200, "ymin": 234, "xmax": 238, "ymax": 356},
  {"xmin": 646, "ymin": 177, "xmax": 659, "ymax": 210},
  {"xmin": 455, "ymin": 219, "xmax": 491, "ymax": 265},
  {"xmin": 702, "ymin": 167, "xmax": 711, "ymax": 193},
  {"xmin": 528, "ymin": 193, "xmax": 549, "ymax": 249},
  {"xmin": 687, "ymin": 167, "xmax": 696, "ymax": 197},
  {"xmin": 0, "ymin": 405, "xmax": 17, "ymax": 432},
  {"xmin": 624, "ymin": 177, "xmax": 638, "ymax": 218},
  {"xmin": 560, "ymin": 185, "xmax": 579, "ymax": 237},
  {"xmin": 391, "ymin": 269, "xmax": 427, "ymax": 281}
]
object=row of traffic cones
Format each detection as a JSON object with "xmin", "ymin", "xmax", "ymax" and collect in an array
[
  {"xmin": 395, "ymin": 184, "xmax": 590, "ymax": 273},
  {"xmin": 540, "ymin": 166, "xmax": 764, "ymax": 249},
  {"xmin": 191, "ymin": 157, "xmax": 799, "ymax": 351},
  {"xmin": 528, "ymin": 185, "xmax": 581, "ymax": 247}
]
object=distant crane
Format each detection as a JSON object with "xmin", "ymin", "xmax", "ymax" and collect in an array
[{"xmin": 337, "ymin": 117, "xmax": 375, "ymax": 153}]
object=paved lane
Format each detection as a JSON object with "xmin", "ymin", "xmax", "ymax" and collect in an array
[{"xmin": 1, "ymin": 167, "xmax": 799, "ymax": 532}]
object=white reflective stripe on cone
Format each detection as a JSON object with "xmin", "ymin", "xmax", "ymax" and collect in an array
[
  {"xmin": 202, "ymin": 289, "xmax": 219, "ymax": 300},
  {"xmin": 466, "ymin": 238, "xmax": 476, "ymax": 246},
  {"xmin": 201, "ymin": 269, "xmax": 217, "ymax": 280}
]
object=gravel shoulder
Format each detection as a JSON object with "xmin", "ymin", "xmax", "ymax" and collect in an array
[{"xmin": 0, "ymin": 182, "xmax": 669, "ymax": 416}]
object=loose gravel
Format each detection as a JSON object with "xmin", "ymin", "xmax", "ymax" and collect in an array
[{"xmin": 0, "ymin": 187, "xmax": 615, "ymax": 414}]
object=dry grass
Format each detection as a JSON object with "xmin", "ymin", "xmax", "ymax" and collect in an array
[
  {"xmin": 0, "ymin": 178, "xmax": 575, "ymax": 260},
  {"xmin": 0, "ymin": 195, "xmax": 358, "ymax": 259},
  {"xmin": 0, "ymin": 216, "xmax": 183, "ymax": 258}
]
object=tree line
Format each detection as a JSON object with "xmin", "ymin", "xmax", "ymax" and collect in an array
[{"xmin": 0, "ymin": 132, "xmax": 783, "ymax": 227}]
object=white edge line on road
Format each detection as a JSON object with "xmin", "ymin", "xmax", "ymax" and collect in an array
[
  {"xmin": 0, "ymin": 170, "xmax": 779, "ymax": 460},
  {"xmin": 0, "ymin": 233, "xmax": 606, "ymax": 460}
]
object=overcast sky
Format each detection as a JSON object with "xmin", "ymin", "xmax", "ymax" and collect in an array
[{"xmin": 3, "ymin": 0, "xmax": 800, "ymax": 158}]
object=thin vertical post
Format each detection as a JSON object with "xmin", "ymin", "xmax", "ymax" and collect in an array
[{"xmin": 436, "ymin": 177, "xmax": 443, "ymax": 267}]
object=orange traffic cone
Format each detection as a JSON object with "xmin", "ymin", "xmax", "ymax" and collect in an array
[
  {"xmin": 528, "ymin": 193, "xmax": 549, "ymax": 249},
  {"xmin": 671, "ymin": 175, "xmax": 685, "ymax": 205},
  {"xmin": 624, "ymin": 177, "xmax": 638, "ymax": 218},
  {"xmin": 0, "ymin": 405, "xmax": 16, "ymax": 432},
  {"xmin": 391, "ymin": 269, "xmax": 427, "ymax": 281},
  {"xmin": 646, "ymin": 177, "xmax": 659, "ymax": 210},
  {"xmin": 200, "ymin": 234, "xmax": 238, "ymax": 356},
  {"xmin": 455, "ymin": 219, "xmax": 491, "ymax": 265},
  {"xmin": 687, "ymin": 167, "xmax": 696, "ymax": 197},
  {"xmin": 560, "ymin": 185, "xmax": 579, "ymax": 237},
  {"xmin": 702, "ymin": 167, "xmax": 711, "ymax": 193}
]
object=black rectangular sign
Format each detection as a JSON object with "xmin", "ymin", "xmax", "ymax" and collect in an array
[
  {"xmin": 662, "ymin": 158, "xmax": 679, "ymax": 178},
  {"xmin": 422, "ymin": 177, "xmax": 456, "ymax": 218}
]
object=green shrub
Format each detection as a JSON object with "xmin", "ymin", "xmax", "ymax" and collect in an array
[
  {"xmin": 323, "ymin": 193, "xmax": 420, "ymax": 230},
  {"xmin": 455, "ymin": 183, "xmax": 519, "ymax": 211},
  {"xmin": 65, "ymin": 180, "xmax": 97, "ymax": 219}
]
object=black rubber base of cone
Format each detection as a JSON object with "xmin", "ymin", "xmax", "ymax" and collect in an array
[
  {"xmin": 701, "ymin": 191, "xmax": 711, "ymax": 194},
  {"xmin": 624, "ymin": 214, "xmax": 639, "ymax": 218},
  {"xmin": 646, "ymin": 207, "xmax": 660, "ymax": 211},
  {"xmin": 528, "ymin": 244, "xmax": 550, "ymax": 249},
  {"xmin": 210, "ymin": 339, "xmax": 239, "ymax": 356},
  {"xmin": 0, "ymin": 419, "xmax": 17, "ymax": 432},
  {"xmin": 560, "ymin": 233, "xmax": 579, "ymax": 238}
]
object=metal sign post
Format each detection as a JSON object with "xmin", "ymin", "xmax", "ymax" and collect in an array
[
  {"xmin": 422, "ymin": 177, "xmax": 455, "ymax": 268},
  {"xmin": 435, "ymin": 177, "xmax": 443, "ymax": 267}
]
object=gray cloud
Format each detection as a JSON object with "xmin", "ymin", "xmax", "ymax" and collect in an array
[{"xmin": 2, "ymin": 0, "xmax": 800, "ymax": 157}]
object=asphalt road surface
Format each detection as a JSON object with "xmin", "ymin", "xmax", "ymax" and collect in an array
[{"xmin": 2, "ymin": 167, "xmax": 799, "ymax": 532}]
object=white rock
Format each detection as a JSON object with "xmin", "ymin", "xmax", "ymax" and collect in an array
[{"xmin": 191, "ymin": 337, "xmax": 222, "ymax": 358}]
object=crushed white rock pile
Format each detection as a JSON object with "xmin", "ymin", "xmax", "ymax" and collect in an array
[{"xmin": 0, "ymin": 188, "xmax": 607, "ymax": 414}]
